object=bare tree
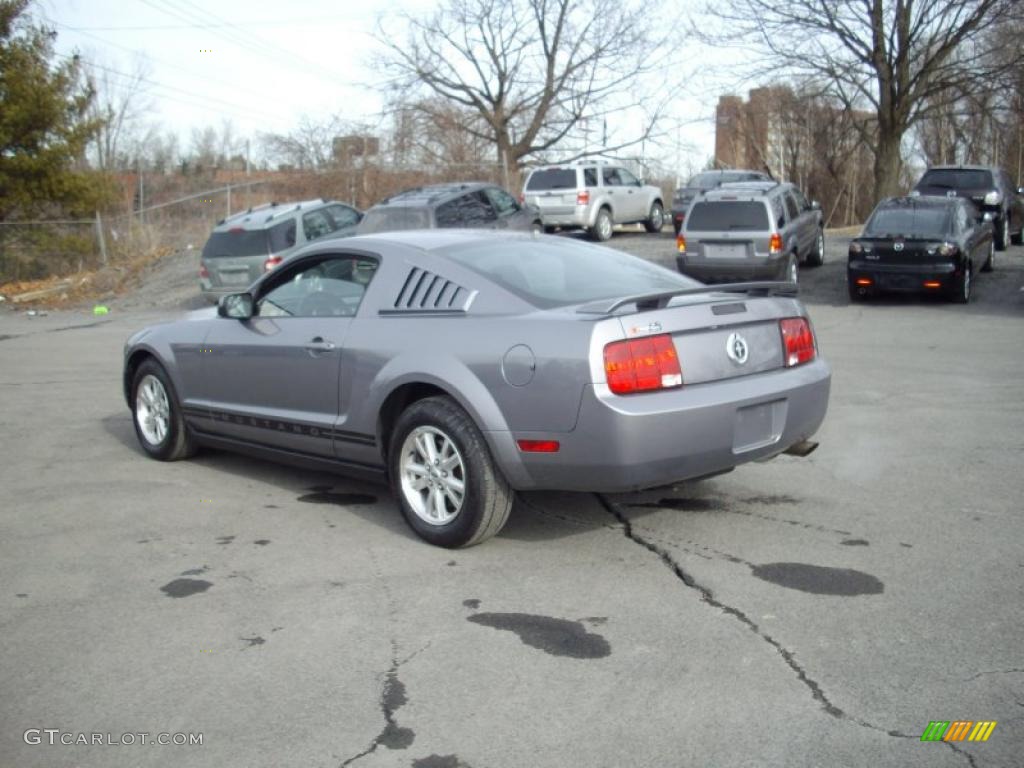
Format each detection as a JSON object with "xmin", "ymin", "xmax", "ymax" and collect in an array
[
  {"xmin": 701, "ymin": 0, "xmax": 1024, "ymax": 199},
  {"xmin": 83, "ymin": 54, "xmax": 153, "ymax": 171},
  {"xmin": 375, "ymin": 0, "xmax": 669, "ymax": 175},
  {"xmin": 260, "ymin": 114, "xmax": 361, "ymax": 170}
]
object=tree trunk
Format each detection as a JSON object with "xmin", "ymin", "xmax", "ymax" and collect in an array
[{"xmin": 873, "ymin": 127, "xmax": 903, "ymax": 201}]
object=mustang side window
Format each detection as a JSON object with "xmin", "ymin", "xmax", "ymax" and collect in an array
[{"xmin": 257, "ymin": 256, "xmax": 378, "ymax": 318}]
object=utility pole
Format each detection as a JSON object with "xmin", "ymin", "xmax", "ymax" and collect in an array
[
  {"xmin": 226, "ymin": 183, "xmax": 232, "ymax": 217},
  {"xmin": 245, "ymin": 139, "xmax": 251, "ymax": 176},
  {"xmin": 137, "ymin": 157, "xmax": 145, "ymax": 225}
]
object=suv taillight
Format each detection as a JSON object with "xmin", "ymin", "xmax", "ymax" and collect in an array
[
  {"xmin": 676, "ymin": 234, "xmax": 686, "ymax": 253},
  {"xmin": 604, "ymin": 334, "xmax": 683, "ymax": 395},
  {"xmin": 576, "ymin": 190, "xmax": 590, "ymax": 205},
  {"xmin": 780, "ymin": 317, "xmax": 816, "ymax": 367},
  {"xmin": 769, "ymin": 233, "xmax": 783, "ymax": 254},
  {"xmin": 264, "ymin": 255, "xmax": 283, "ymax": 272}
]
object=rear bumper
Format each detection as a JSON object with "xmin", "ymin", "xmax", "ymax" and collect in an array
[
  {"xmin": 538, "ymin": 205, "xmax": 591, "ymax": 228},
  {"xmin": 677, "ymin": 254, "xmax": 787, "ymax": 282},
  {"xmin": 848, "ymin": 260, "xmax": 959, "ymax": 293},
  {"xmin": 488, "ymin": 358, "xmax": 831, "ymax": 492}
]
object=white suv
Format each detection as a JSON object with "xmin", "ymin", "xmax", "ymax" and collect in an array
[{"xmin": 522, "ymin": 162, "xmax": 665, "ymax": 241}]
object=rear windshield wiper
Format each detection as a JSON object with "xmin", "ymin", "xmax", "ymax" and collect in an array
[{"xmin": 576, "ymin": 281, "xmax": 799, "ymax": 314}]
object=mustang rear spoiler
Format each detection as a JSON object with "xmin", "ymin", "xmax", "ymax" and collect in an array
[{"xmin": 576, "ymin": 281, "xmax": 799, "ymax": 315}]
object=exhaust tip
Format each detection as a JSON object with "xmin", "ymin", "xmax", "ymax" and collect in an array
[{"xmin": 783, "ymin": 439, "xmax": 819, "ymax": 458}]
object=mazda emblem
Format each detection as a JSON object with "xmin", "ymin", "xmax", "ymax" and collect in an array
[{"xmin": 726, "ymin": 332, "xmax": 749, "ymax": 365}]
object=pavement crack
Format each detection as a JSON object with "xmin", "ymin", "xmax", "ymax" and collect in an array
[
  {"xmin": 945, "ymin": 741, "xmax": 980, "ymax": 768},
  {"xmin": 340, "ymin": 639, "xmax": 415, "ymax": 766},
  {"xmin": 597, "ymin": 493, "xmax": 844, "ymax": 719},
  {"xmin": 963, "ymin": 667, "xmax": 1024, "ymax": 681}
]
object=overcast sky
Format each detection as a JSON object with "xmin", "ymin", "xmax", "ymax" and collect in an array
[{"xmin": 40, "ymin": 0, "xmax": 744, "ymax": 177}]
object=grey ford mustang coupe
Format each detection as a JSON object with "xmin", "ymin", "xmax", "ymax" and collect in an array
[{"xmin": 124, "ymin": 231, "xmax": 831, "ymax": 547}]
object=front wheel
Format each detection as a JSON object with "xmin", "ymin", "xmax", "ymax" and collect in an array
[
  {"xmin": 981, "ymin": 238, "xmax": 994, "ymax": 272},
  {"xmin": 644, "ymin": 202, "xmax": 664, "ymax": 233},
  {"xmin": 995, "ymin": 215, "xmax": 1009, "ymax": 251},
  {"xmin": 591, "ymin": 208, "xmax": 613, "ymax": 242},
  {"xmin": 132, "ymin": 359, "xmax": 197, "ymax": 461},
  {"xmin": 389, "ymin": 396, "xmax": 513, "ymax": 548},
  {"xmin": 950, "ymin": 264, "xmax": 972, "ymax": 304},
  {"xmin": 806, "ymin": 229, "xmax": 825, "ymax": 267}
]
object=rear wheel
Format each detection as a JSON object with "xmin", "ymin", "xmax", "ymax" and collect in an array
[
  {"xmin": 390, "ymin": 396, "xmax": 513, "ymax": 548},
  {"xmin": 951, "ymin": 264, "xmax": 972, "ymax": 304},
  {"xmin": 782, "ymin": 255, "xmax": 798, "ymax": 284},
  {"xmin": 1011, "ymin": 219, "xmax": 1023, "ymax": 245},
  {"xmin": 591, "ymin": 208, "xmax": 613, "ymax": 242},
  {"xmin": 531, "ymin": 220, "xmax": 543, "ymax": 235},
  {"xmin": 132, "ymin": 359, "xmax": 196, "ymax": 461},
  {"xmin": 806, "ymin": 229, "xmax": 825, "ymax": 267},
  {"xmin": 995, "ymin": 215, "xmax": 1009, "ymax": 251},
  {"xmin": 644, "ymin": 202, "xmax": 664, "ymax": 233}
]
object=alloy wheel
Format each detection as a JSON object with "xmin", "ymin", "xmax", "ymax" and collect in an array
[
  {"xmin": 135, "ymin": 374, "xmax": 170, "ymax": 446},
  {"xmin": 399, "ymin": 425, "xmax": 466, "ymax": 525}
]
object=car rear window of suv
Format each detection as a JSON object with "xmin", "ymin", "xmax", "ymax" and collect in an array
[
  {"xmin": 201, "ymin": 229, "xmax": 270, "ymax": 258},
  {"xmin": 526, "ymin": 169, "xmax": 577, "ymax": 190},
  {"xmin": 919, "ymin": 169, "xmax": 993, "ymax": 189},
  {"xmin": 686, "ymin": 201, "xmax": 769, "ymax": 231}
]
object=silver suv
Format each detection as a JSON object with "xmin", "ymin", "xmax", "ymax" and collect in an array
[
  {"xmin": 199, "ymin": 199, "xmax": 362, "ymax": 303},
  {"xmin": 522, "ymin": 161, "xmax": 665, "ymax": 241},
  {"xmin": 676, "ymin": 181, "xmax": 824, "ymax": 284}
]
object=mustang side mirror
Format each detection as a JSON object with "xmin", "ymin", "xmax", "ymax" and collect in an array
[{"xmin": 218, "ymin": 293, "xmax": 254, "ymax": 319}]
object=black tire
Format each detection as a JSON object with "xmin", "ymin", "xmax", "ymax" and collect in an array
[
  {"xmin": 131, "ymin": 358, "xmax": 197, "ymax": 461},
  {"xmin": 531, "ymin": 220, "xmax": 543, "ymax": 235},
  {"xmin": 981, "ymin": 238, "xmax": 994, "ymax": 272},
  {"xmin": 389, "ymin": 396, "xmax": 513, "ymax": 548},
  {"xmin": 995, "ymin": 215, "xmax": 1009, "ymax": 251},
  {"xmin": 950, "ymin": 263, "xmax": 972, "ymax": 304},
  {"xmin": 544, "ymin": 225, "xmax": 558, "ymax": 235},
  {"xmin": 1011, "ymin": 220, "xmax": 1023, "ymax": 246},
  {"xmin": 806, "ymin": 229, "xmax": 825, "ymax": 267},
  {"xmin": 591, "ymin": 207, "xmax": 613, "ymax": 242},
  {"xmin": 781, "ymin": 254, "xmax": 798, "ymax": 284},
  {"xmin": 644, "ymin": 202, "xmax": 664, "ymax": 233}
]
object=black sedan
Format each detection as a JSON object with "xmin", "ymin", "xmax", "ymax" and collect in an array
[{"xmin": 848, "ymin": 196, "xmax": 994, "ymax": 304}]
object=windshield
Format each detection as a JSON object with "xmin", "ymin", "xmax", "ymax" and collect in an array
[
  {"xmin": 525, "ymin": 169, "xmax": 577, "ymax": 190},
  {"xmin": 201, "ymin": 230, "xmax": 270, "ymax": 258},
  {"xmin": 357, "ymin": 208, "xmax": 432, "ymax": 234},
  {"xmin": 918, "ymin": 169, "xmax": 993, "ymax": 190},
  {"xmin": 442, "ymin": 238, "xmax": 701, "ymax": 310},
  {"xmin": 686, "ymin": 201, "xmax": 769, "ymax": 231},
  {"xmin": 863, "ymin": 207, "xmax": 951, "ymax": 238}
]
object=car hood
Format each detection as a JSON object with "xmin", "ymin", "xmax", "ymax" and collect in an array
[{"xmin": 185, "ymin": 306, "xmax": 218, "ymax": 321}]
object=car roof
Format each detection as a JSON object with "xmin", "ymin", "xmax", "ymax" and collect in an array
[
  {"xmin": 700, "ymin": 181, "xmax": 784, "ymax": 200},
  {"xmin": 214, "ymin": 199, "xmax": 336, "ymax": 231},
  {"xmin": 372, "ymin": 183, "xmax": 491, "ymax": 209}
]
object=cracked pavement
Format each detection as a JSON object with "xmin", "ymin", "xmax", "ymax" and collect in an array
[{"xmin": 1, "ymin": 234, "xmax": 1023, "ymax": 767}]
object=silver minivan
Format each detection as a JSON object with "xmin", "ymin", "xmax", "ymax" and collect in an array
[
  {"xmin": 199, "ymin": 199, "xmax": 362, "ymax": 303},
  {"xmin": 675, "ymin": 181, "xmax": 824, "ymax": 284}
]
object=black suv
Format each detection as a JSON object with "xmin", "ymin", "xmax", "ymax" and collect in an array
[
  {"xmin": 912, "ymin": 165, "xmax": 1024, "ymax": 251},
  {"xmin": 357, "ymin": 183, "xmax": 541, "ymax": 234},
  {"xmin": 670, "ymin": 169, "xmax": 772, "ymax": 235}
]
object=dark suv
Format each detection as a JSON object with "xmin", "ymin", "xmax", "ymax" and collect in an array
[
  {"xmin": 670, "ymin": 169, "xmax": 772, "ymax": 235},
  {"xmin": 357, "ymin": 183, "xmax": 541, "ymax": 234},
  {"xmin": 912, "ymin": 165, "xmax": 1024, "ymax": 251}
]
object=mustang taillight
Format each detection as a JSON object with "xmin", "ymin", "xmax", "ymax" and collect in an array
[
  {"xmin": 779, "ymin": 317, "xmax": 816, "ymax": 368},
  {"xmin": 264, "ymin": 255, "xmax": 283, "ymax": 272},
  {"xmin": 517, "ymin": 440, "xmax": 560, "ymax": 453},
  {"xmin": 604, "ymin": 334, "xmax": 682, "ymax": 395}
]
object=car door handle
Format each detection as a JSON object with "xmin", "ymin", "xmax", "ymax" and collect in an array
[{"xmin": 305, "ymin": 337, "xmax": 336, "ymax": 351}]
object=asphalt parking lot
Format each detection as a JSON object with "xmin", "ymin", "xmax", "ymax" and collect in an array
[{"xmin": 2, "ymin": 231, "xmax": 1023, "ymax": 768}]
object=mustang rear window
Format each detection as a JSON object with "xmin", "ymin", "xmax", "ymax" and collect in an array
[
  {"xmin": 201, "ymin": 230, "xmax": 270, "ymax": 258},
  {"xmin": 443, "ymin": 238, "xmax": 700, "ymax": 310},
  {"xmin": 686, "ymin": 201, "xmax": 769, "ymax": 231},
  {"xmin": 525, "ymin": 169, "xmax": 577, "ymax": 190},
  {"xmin": 864, "ymin": 208, "xmax": 951, "ymax": 238}
]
